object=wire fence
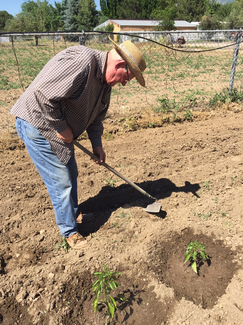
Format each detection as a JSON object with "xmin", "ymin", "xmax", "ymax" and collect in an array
[{"xmin": 0, "ymin": 30, "xmax": 242, "ymax": 133}]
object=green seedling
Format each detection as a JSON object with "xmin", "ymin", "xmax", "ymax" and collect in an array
[
  {"xmin": 185, "ymin": 240, "xmax": 208, "ymax": 274},
  {"xmin": 199, "ymin": 180, "xmax": 210, "ymax": 194},
  {"xmin": 93, "ymin": 265, "xmax": 126, "ymax": 323},
  {"xmin": 194, "ymin": 212, "xmax": 212, "ymax": 220},
  {"xmin": 202, "ymin": 180, "xmax": 210, "ymax": 190},
  {"xmin": 184, "ymin": 109, "xmax": 193, "ymax": 121},
  {"xmin": 102, "ymin": 176, "xmax": 119, "ymax": 187},
  {"xmin": 55, "ymin": 237, "xmax": 71, "ymax": 253}
]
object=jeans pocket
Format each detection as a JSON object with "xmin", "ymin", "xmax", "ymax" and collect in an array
[{"xmin": 24, "ymin": 121, "xmax": 41, "ymax": 140}]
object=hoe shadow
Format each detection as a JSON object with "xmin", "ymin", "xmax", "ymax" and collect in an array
[{"xmin": 78, "ymin": 178, "xmax": 200, "ymax": 236}]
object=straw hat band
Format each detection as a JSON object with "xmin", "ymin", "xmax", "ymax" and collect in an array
[{"xmin": 119, "ymin": 43, "xmax": 141, "ymax": 70}]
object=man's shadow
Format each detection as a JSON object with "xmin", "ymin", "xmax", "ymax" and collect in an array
[{"xmin": 77, "ymin": 178, "xmax": 200, "ymax": 236}]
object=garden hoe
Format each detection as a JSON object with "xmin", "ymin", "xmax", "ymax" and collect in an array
[{"xmin": 73, "ymin": 140, "xmax": 161, "ymax": 213}]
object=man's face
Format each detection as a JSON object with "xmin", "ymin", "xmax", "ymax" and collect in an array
[{"xmin": 106, "ymin": 62, "xmax": 135, "ymax": 87}]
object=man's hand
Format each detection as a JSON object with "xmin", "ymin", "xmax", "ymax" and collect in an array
[
  {"xmin": 93, "ymin": 146, "xmax": 106, "ymax": 164},
  {"xmin": 57, "ymin": 127, "xmax": 73, "ymax": 143}
]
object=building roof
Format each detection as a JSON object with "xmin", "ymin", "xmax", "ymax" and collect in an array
[{"xmin": 95, "ymin": 19, "xmax": 194, "ymax": 30}]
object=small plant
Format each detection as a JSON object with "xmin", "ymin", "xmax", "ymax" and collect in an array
[
  {"xmin": 209, "ymin": 88, "xmax": 243, "ymax": 108},
  {"xmin": 184, "ymin": 109, "xmax": 193, "ymax": 121},
  {"xmin": 55, "ymin": 237, "xmax": 71, "ymax": 253},
  {"xmin": 194, "ymin": 212, "xmax": 212, "ymax": 220},
  {"xmin": 202, "ymin": 180, "xmax": 210, "ymax": 190},
  {"xmin": 185, "ymin": 240, "xmax": 208, "ymax": 274},
  {"xmin": 200, "ymin": 180, "xmax": 210, "ymax": 193},
  {"xmin": 102, "ymin": 176, "xmax": 119, "ymax": 187},
  {"xmin": 155, "ymin": 96, "xmax": 180, "ymax": 114},
  {"xmin": 93, "ymin": 265, "xmax": 126, "ymax": 323}
]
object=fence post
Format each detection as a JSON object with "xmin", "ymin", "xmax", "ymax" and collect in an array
[
  {"xmin": 229, "ymin": 30, "xmax": 242, "ymax": 93},
  {"xmin": 79, "ymin": 31, "xmax": 85, "ymax": 45}
]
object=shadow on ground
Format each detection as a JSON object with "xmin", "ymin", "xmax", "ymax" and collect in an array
[{"xmin": 78, "ymin": 178, "xmax": 200, "ymax": 235}]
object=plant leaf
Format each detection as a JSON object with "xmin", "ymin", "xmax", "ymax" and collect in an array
[
  {"xmin": 192, "ymin": 251, "xmax": 197, "ymax": 261},
  {"xmin": 118, "ymin": 293, "xmax": 127, "ymax": 301},
  {"xmin": 108, "ymin": 302, "xmax": 115, "ymax": 319},
  {"xmin": 184, "ymin": 253, "xmax": 191, "ymax": 263},
  {"xmin": 110, "ymin": 295, "xmax": 117, "ymax": 309},
  {"xmin": 93, "ymin": 297, "xmax": 98, "ymax": 311},
  {"xmin": 109, "ymin": 282, "xmax": 114, "ymax": 290},
  {"xmin": 200, "ymin": 251, "xmax": 207, "ymax": 260},
  {"xmin": 191, "ymin": 261, "xmax": 197, "ymax": 273},
  {"xmin": 93, "ymin": 285, "xmax": 99, "ymax": 292},
  {"xmin": 113, "ymin": 281, "xmax": 120, "ymax": 288}
]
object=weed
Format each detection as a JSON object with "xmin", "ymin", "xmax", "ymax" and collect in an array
[
  {"xmin": 119, "ymin": 209, "xmax": 127, "ymax": 218},
  {"xmin": 185, "ymin": 240, "xmax": 208, "ymax": 274},
  {"xmin": 200, "ymin": 180, "xmax": 210, "ymax": 193},
  {"xmin": 194, "ymin": 212, "xmax": 212, "ymax": 220},
  {"xmin": 93, "ymin": 265, "xmax": 126, "ymax": 323},
  {"xmin": 184, "ymin": 109, "xmax": 193, "ymax": 121},
  {"xmin": 202, "ymin": 180, "xmax": 210, "ymax": 190},
  {"xmin": 102, "ymin": 176, "xmax": 119, "ymax": 187},
  {"xmin": 149, "ymin": 122, "xmax": 155, "ymax": 128},
  {"xmin": 209, "ymin": 88, "xmax": 243, "ymax": 108},
  {"xmin": 103, "ymin": 131, "xmax": 114, "ymax": 141},
  {"xmin": 55, "ymin": 237, "xmax": 71, "ymax": 253},
  {"xmin": 112, "ymin": 222, "xmax": 118, "ymax": 228},
  {"xmin": 221, "ymin": 211, "xmax": 228, "ymax": 217},
  {"xmin": 154, "ymin": 96, "xmax": 179, "ymax": 114}
]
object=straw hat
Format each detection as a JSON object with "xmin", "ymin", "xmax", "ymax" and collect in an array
[{"xmin": 109, "ymin": 36, "xmax": 146, "ymax": 87}]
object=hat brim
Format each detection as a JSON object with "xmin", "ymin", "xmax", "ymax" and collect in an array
[{"xmin": 109, "ymin": 37, "xmax": 145, "ymax": 87}]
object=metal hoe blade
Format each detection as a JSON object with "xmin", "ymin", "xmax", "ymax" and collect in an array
[{"xmin": 145, "ymin": 201, "xmax": 161, "ymax": 213}]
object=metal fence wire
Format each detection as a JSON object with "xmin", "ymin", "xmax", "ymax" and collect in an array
[{"xmin": 0, "ymin": 30, "xmax": 242, "ymax": 128}]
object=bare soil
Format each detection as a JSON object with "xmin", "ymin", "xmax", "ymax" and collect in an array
[{"xmin": 0, "ymin": 106, "xmax": 243, "ymax": 325}]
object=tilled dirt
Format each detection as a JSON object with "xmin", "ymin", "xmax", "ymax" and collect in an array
[{"xmin": 0, "ymin": 108, "xmax": 243, "ymax": 325}]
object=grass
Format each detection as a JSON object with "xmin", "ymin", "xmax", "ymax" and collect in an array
[{"xmin": 0, "ymin": 38, "xmax": 242, "ymax": 138}]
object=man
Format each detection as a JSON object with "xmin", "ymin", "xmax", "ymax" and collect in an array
[{"xmin": 10, "ymin": 37, "xmax": 146, "ymax": 249}]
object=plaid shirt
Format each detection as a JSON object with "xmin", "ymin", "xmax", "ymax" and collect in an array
[{"xmin": 10, "ymin": 46, "xmax": 111, "ymax": 164}]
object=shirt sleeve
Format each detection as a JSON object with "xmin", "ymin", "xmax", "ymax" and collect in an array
[
  {"xmin": 34, "ymin": 57, "xmax": 88, "ymax": 133},
  {"xmin": 86, "ymin": 87, "xmax": 111, "ymax": 148}
]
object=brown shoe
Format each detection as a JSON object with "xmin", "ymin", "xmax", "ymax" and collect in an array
[
  {"xmin": 76, "ymin": 212, "xmax": 95, "ymax": 224},
  {"xmin": 66, "ymin": 233, "xmax": 88, "ymax": 249}
]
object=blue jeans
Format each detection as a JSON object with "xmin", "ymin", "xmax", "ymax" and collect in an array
[{"xmin": 16, "ymin": 117, "xmax": 78, "ymax": 238}]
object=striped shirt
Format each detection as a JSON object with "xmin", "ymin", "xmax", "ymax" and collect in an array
[{"xmin": 10, "ymin": 46, "xmax": 111, "ymax": 164}]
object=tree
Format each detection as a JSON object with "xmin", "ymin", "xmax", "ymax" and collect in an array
[
  {"xmin": 213, "ymin": 2, "xmax": 232, "ymax": 21},
  {"xmin": 50, "ymin": 2, "xmax": 65, "ymax": 30},
  {"xmin": 5, "ymin": 0, "xmax": 63, "ymax": 32},
  {"xmin": 140, "ymin": 0, "xmax": 160, "ymax": 19},
  {"xmin": 76, "ymin": 0, "xmax": 98, "ymax": 30},
  {"xmin": 199, "ymin": 14, "xmax": 222, "ymax": 30},
  {"xmin": 176, "ymin": 0, "xmax": 207, "ymax": 22},
  {"xmin": 62, "ymin": 0, "xmax": 80, "ymax": 30},
  {"xmin": 100, "ymin": 0, "xmax": 121, "ymax": 19},
  {"xmin": 224, "ymin": 0, "xmax": 243, "ymax": 29},
  {"xmin": 151, "ymin": 0, "xmax": 177, "ymax": 31},
  {"xmin": 116, "ymin": 0, "xmax": 143, "ymax": 19},
  {"xmin": 5, "ymin": 12, "xmax": 38, "ymax": 32},
  {"xmin": 0, "ymin": 11, "xmax": 13, "ymax": 30}
]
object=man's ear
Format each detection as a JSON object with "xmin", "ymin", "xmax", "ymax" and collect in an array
[{"xmin": 114, "ymin": 60, "xmax": 126, "ymax": 70}]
